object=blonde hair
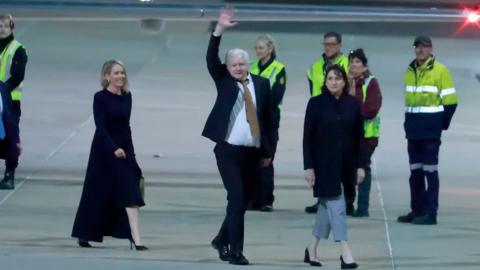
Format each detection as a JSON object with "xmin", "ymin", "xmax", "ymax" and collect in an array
[
  {"xmin": 100, "ymin": 59, "xmax": 129, "ymax": 93},
  {"xmin": 0, "ymin": 14, "xmax": 14, "ymax": 29},
  {"xmin": 255, "ymin": 34, "xmax": 277, "ymax": 58}
]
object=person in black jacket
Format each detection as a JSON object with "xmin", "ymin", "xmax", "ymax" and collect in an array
[
  {"xmin": 205, "ymin": 8, "xmax": 274, "ymax": 266},
  {"xmin": 303, "ymin": 65, "xmax": 364, "ymax": 269},
  {"xmin": 0, "ymin": 81, "xmax": 20, "ymax": 190},
  {"xmin": 71, "ymin": 60, "xmax": 147, "ymax": 251}
]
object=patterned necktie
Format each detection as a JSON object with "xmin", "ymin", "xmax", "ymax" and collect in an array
[{"xmin": 241, "ymin": 79, "xmax": 261, "ymax": 145}]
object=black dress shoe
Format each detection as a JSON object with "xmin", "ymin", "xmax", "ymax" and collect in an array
[
  {"xmin": 352, "ymin": 209, "xmax": 369, "ymax": 217},
  {"xmin": 246, "ymin": 202, "xmax": 261, "ymax": 211},
  {"xmin": 211, "ymin": 239, "xmax": 230, "ymax": 261},
  {"xmin": 412, "ymin": 214, "xmax": 437, "ymax": 225},
  {"xmin": 77, "ymin": 239, "xmax": 92, "ymax": 248},
  {"xmin": 397, "ymin": 212, "xmax": 416, "ymax": 223},
  {"xmin": 0, "ymin": 171, "xmax": 15, "ymax": 190},
  {"xmin": 229, "ymin": 252, "xmax": 249, "ymax": 265},
  {"xmin": 259, "ymin": 205, "xmax": 273, "ymax": 212},
  {"xmin": 340, "ymin": 256, "xmax": 358, "ymax": 269},
  {"xmin": 346, "ymin": 204, "xmax": 354, "ymax": 216},
  {"xmin": 304, "ymin": 248, "xmax": 322, "ymax": 267},
  {"xmin": 305, "ymin": 202, "xmax": 318, "ymax": 214}
]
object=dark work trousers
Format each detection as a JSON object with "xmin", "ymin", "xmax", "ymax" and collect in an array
[
  {"xmin": 4, "ymin": 100, "xmax": 21, "ymax": 171},
  {"xmin": 259, "ymin": 138, "xmax": 278, "ymax": 206},
  {"xmin": 408, "ymin": 139, "xmax": 441, "ymax": 218},
  {"xmin": 0, "ymin": 138, "xmax": 18, "ymax": 171},
  {"xmin": 12, "ymin": 101, "xmax": 21, "ymax": 122},
  {"xmin": 356, "ymin": 144, "xmax": 377, "ymax": 213},
  {"xmin": 213, "ymin": 142, "xmax": 261, "ymax": 253}
]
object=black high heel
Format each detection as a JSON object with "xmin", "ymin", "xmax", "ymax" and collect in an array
[
  {"xmin": 130, "ymin": 239, "xmax": 148, "ymax": 251},
  {"xmin": 340, "ymin": 256, "xmax": 358, "ymax": 269},
  {"xmin": 304, "ymin": 248, "xmax": 322, "ymax": 267},
  {"xmin": 77, "ymin": 239, "xmax": 92, "ymax": 248}
]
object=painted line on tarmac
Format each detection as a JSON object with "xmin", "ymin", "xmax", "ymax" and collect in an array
[
  {"xmin": 0, "ymin": 116, "xmax": 93, "ymax": 207},
  {"xmin": 373, "ymin": 156, "xmax": 396, "ymax": 270}
]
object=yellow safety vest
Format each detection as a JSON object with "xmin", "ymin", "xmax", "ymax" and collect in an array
[
  {"xmin": 307, "ymin": 54, "xmax": 349, "ymax": 97},
  {"xmin": 404, "ymin": 57, "xmax": 457, "ymax": 112},
  {"xmin": 362, "ymin": 76, "xmax": 380, "ymax": 138},
  {"xmin": 0, "ymin": 40, "xmax": 24, "ymax": 101},
  {"xmin": 250, "ymin": 59, "xmax": 286, "ymax": 110}
]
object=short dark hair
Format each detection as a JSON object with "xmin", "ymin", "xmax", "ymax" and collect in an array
[
  {"xmin": 324, "ymin": 31, "xmax": 342, "ymax": 44},
  {"xmin": 322, "ymin": 64, "xmax": 349, "ymax": 94},
  {"xmin": 348, "ymin": 48, "xmax": 368, "ymax": 66}
]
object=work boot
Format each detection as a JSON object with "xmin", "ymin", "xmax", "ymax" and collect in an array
[
  {"xmin": 397, "ymin": 212, "xmax": 415, "ymax": 223},
  {"xmin": 0, "ymin": 170, "xmax": 15, "ymax": 190},
  {"xmin": 305, "ymin": 202, "xmax": 318, "ymax": 214}
]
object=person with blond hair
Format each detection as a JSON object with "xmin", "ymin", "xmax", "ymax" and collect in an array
[
  {"xmin": 0, "ymin": 14, "xmax": 27, "ymax": 190},
  {"xmin": 248, "ymin": 34, "xmax": 287, "ymax": 212},
  {"xmin": 72, "ymin": 60, "xmax": 147, "ymax": 250}
]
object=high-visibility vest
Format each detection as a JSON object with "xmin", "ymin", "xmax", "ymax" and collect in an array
[
  {"xmin": 362, "ymin": 75, "xmax": 380, "ymax": 138},
  {"xmin": 0, "ymin": 40, "xmax": 24, "ymax": 101},
  {"xmin": 250, "ymin": 59, "xmax": 286, "ymax": 109},
  {"xmin": 307, "ymin": 54, "xmax": 349, "ymax": 97},
  {"xmin": 404, "ymin": 57, "xmax": 457, "ymax": 113}
]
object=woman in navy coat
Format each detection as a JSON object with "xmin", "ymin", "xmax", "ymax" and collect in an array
[
  {"xmin": 303, "ymin": 65, "xmax": 365, "ymax": 268},
  {"xmin": 72, "ymin": 60, "xmax": 147, "ymax": 250}
]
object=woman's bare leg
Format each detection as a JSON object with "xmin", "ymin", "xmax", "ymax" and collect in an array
[{"xmin": 126, "ymin": 207, "xmax": 143, "ymax": 245}]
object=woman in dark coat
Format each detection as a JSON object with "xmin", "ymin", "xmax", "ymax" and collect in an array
[
  {"xmin": 72, "ymin": 59, "xmax": 147, "ymax": 250},
  {"xmin": 302, "ymin": 65, "xmax": 365, "ymax": 269}
]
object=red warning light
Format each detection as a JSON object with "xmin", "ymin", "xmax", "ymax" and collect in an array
[
  {"xmin": 466, "ymin": 11, "xmax": 479, "ymax": 23},
  {"xmin": 456, "ymin": 8, "xmax": 480, "ymax": 34}
]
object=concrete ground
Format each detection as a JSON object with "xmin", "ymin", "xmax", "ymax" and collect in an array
[{"xmin": 1, "ymin": 7, "xmax": 480, "ymax": 270}]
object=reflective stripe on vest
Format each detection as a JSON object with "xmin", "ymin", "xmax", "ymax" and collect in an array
[
  {"xmin": 404, "ymin": 58, "xmax": 457, "ymax": 111},
  {"xmin": 307, "ymin": 54, "xmax": 349, "ymax": 97},
  {"xmin": 0, "ymin": 40, "xmax": 24, "ymax": 100},
  {"xmin": 362, "ymin": 75, "xmax": 380, "ymax": 138},
  {"xmin": 250, "ymin": 59, "xmax": 286, "ymax": 110},
  {"xmin": 249, "ymin": 59, "xmax": 285, "ymax": 87},
  {"xmin": 405, "ymin": 106, "xmax": 444, "ymax": 113}
]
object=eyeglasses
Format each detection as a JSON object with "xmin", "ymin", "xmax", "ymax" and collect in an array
[{"xmin": 323, "ymin": 42, "xmax": 339, "ymax": 47}]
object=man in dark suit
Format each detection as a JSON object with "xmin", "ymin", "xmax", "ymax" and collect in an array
[
  {"xmin": 0, "ymin": 81, "xmax": 20, "ymax": 190},
  {"xmin": 204, "ymin": 8, "xmax": 274, "ymax": 266}
]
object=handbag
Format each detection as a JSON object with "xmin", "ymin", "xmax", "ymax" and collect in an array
[
  {"xmin": 139, "ymin": 176, "xmax": 145, "ymax": 200},
  {"xmin": 136, "ymin": 161, "xmax": 145, "ymax": 200}
]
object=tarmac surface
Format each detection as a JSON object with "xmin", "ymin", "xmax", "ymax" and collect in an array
[{"xmin": 1, "ymin": 5, "xmax": 480, "ymax": 270}]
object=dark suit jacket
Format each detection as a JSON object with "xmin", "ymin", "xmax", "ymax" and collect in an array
[
  {"xmin": 202, "ymin": 34, "xmax": 274, "ymax": 158},
  {"xmin": 0, "ymin": 82, "xmax": 20, "ymax": 159}
]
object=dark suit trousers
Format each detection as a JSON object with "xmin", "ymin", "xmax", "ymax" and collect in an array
[{"xmin": 214, "ymin": 142, "xmax": 261, "ymax": 253}]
